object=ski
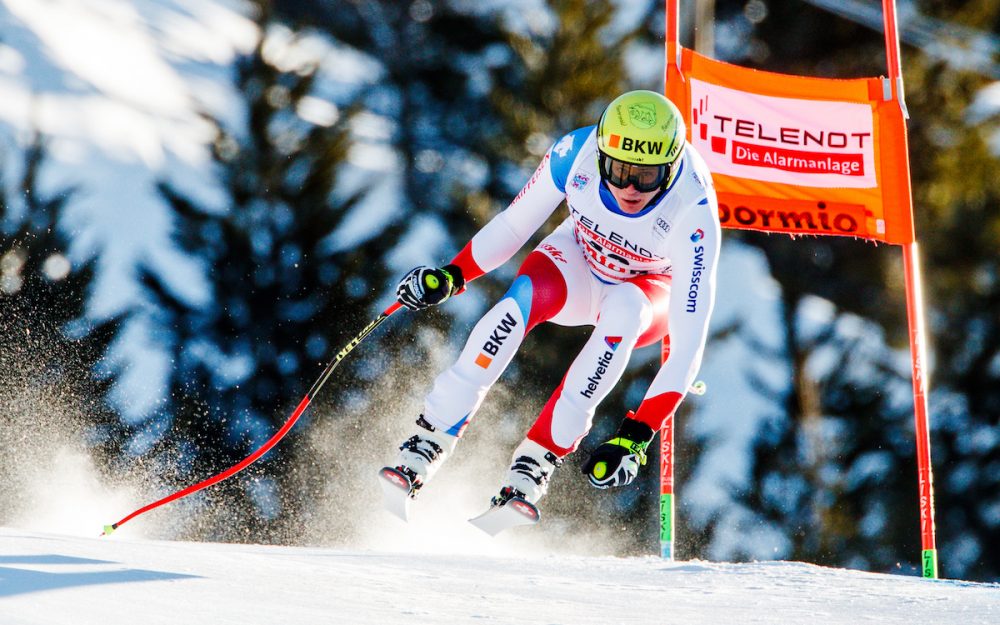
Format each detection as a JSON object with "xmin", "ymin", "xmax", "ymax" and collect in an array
[
  {"xmin": 378, "ymin": 466, "xmax": 415, "ymax": 522},
  {"xmin": 468, "ymin": 496, "xmax": 540, "ymax": 536}
]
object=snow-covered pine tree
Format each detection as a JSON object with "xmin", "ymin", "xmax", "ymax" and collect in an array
[{"xmin": 137, "ymin": 13, "xmax": 401, "ymax": 542}]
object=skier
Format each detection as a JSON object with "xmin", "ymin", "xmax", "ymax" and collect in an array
[{"xmin": 381, "ymin": 90, "xmax": 720, "ymax": 529}]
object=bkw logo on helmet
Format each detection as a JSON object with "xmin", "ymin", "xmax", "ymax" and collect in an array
[{"xmin": 606, "ymin": 134, "xmax": 665, "ymax": 156}]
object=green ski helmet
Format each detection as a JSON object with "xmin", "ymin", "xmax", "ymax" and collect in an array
[{"xmin": 597, "ymin": 90, "xmax": 686, "ymax": 192}]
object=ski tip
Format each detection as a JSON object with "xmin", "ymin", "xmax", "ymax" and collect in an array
[
  {"xmin": 469, "ymin": 497, "xmax": 540, "ymax": 537},
  {"xmin": 101, "ymin": 524, "xmax": 116, "ymax": 537}
]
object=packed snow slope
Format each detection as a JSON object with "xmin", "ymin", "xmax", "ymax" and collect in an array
[{"xmin": 1, "ymin": 528, "xmax": 997, "ymax": 625}]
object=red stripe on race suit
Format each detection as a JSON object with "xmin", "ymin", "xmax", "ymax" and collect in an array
[
  {"xmin": 633, "ymin": 391, "xmax": 683, "ymax": 431},
  {"xmin": 449, "ymin": 242, "xmax": 485, "ymax": 286},
  {"xmin": 515, "ymin": 251, "xmax": 568, "ymax": 331},
  {"xmin": 526, "ymin": 374, "xmax": 576, "ymax": 457},
  {"xmin": 626, "ymin": 274, "xmax": 671, "ymax": 348}
]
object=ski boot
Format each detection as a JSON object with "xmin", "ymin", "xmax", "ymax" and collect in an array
[
  {"xmin": 379, "ymin": 415, "xmax": 458, "ymax": 521},
  {"xmin": 469, "ymin": 439, "xmax": 563, "ymax": 536}
]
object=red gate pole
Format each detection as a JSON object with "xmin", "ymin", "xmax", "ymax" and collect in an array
[
  {"xmin": 882, "ymin": 0, "xmax": 939, "ymax": 579},
  {"xmin": 659, "ymin": 340, "xmax": 674, "ymax": 560},
  {"xmin": 902, "ymin": 243, "xmax": 939, "ymax": 578},
  {"xmin": 660, "ymin": 0, "xmax": 682, "ymax": 562}
]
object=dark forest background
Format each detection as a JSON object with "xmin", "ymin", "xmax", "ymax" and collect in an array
[{"xmin": 1, "ymin": 0, "xmax": 998, "ymax": 582}]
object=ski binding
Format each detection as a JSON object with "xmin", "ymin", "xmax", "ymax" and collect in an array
[
  {"xmin": 469, "ymin": 496, "xmax": 540, "ymax": 536},
  {"xmin": 378, "ymin": 466, "xmax": 415, "ymax": 522}
]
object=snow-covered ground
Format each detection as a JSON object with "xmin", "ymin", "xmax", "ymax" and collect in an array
[{"xmin": 1, "ymin": 527, "xmax": 997, "ymax": 625}]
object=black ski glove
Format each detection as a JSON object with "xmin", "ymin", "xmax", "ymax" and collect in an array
[
  {"xmin": 396, "ymin": 264, "xmax": 465, "ymax": 310},
  {"xmin": 582, "ymin": 412, "xmax": 656, "ymax": 489}
]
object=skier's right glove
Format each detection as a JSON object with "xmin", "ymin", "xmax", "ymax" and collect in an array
[
  {"xmin": 396, "ymin": 264, "xmax": 465, "ymax": 310},
  {"xmin": 581, "ymin": 412, "xmax": 656, "ymax": 489}
]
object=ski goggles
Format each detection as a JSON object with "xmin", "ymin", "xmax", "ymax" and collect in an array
[{"xmin": 598, "ymin": 151, "xmax": 672, "ymax": 193}]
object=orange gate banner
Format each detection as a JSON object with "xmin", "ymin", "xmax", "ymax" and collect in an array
[{"xmin": 667, "ymin": 47, "xmax": 915, "ymax": 245}]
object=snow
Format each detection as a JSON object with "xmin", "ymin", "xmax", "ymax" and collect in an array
[{"xmin": 1, "ymin": 527, "xmax": 998, "ymax": 625}]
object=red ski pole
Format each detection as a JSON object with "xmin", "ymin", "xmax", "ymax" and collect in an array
[{"xmin": 102, "ymin": 302, "xmax": 403, "ymax": 536}]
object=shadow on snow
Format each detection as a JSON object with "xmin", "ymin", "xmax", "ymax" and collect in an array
[{"xmin": 0, "ymin": 554, "xmax": 200, "ymax": 598}]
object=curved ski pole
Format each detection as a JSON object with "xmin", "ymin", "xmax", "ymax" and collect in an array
[{"xmin": 102, "ymin": 302, "xmax": 404, "ymax": 536}]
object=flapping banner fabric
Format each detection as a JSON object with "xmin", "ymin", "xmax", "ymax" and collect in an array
[{"xmin": 667, "ymin": 47, "xmax": 915, "ymax": 245}]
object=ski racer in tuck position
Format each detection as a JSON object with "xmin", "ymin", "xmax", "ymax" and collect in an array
[{"xmin": 380, "ymin": 90, "xmax": 721, "ymax": 531}]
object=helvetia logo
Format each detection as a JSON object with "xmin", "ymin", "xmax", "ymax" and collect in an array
[
  {"xmin": 605, "ymin": 336, "xmax": 622, "ymax": 351},
  {"xmin": 580, "ymin": 349, "xmax": 616, "ymax": 399}
]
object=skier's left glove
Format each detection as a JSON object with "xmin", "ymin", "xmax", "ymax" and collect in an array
[
  {"xmin": 582, "ymin": 412, "xmax": 656, "ymax": 489},
  {"xmin": 396, "ymin": 264, "xmax": 465, "ymax": 310}
]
